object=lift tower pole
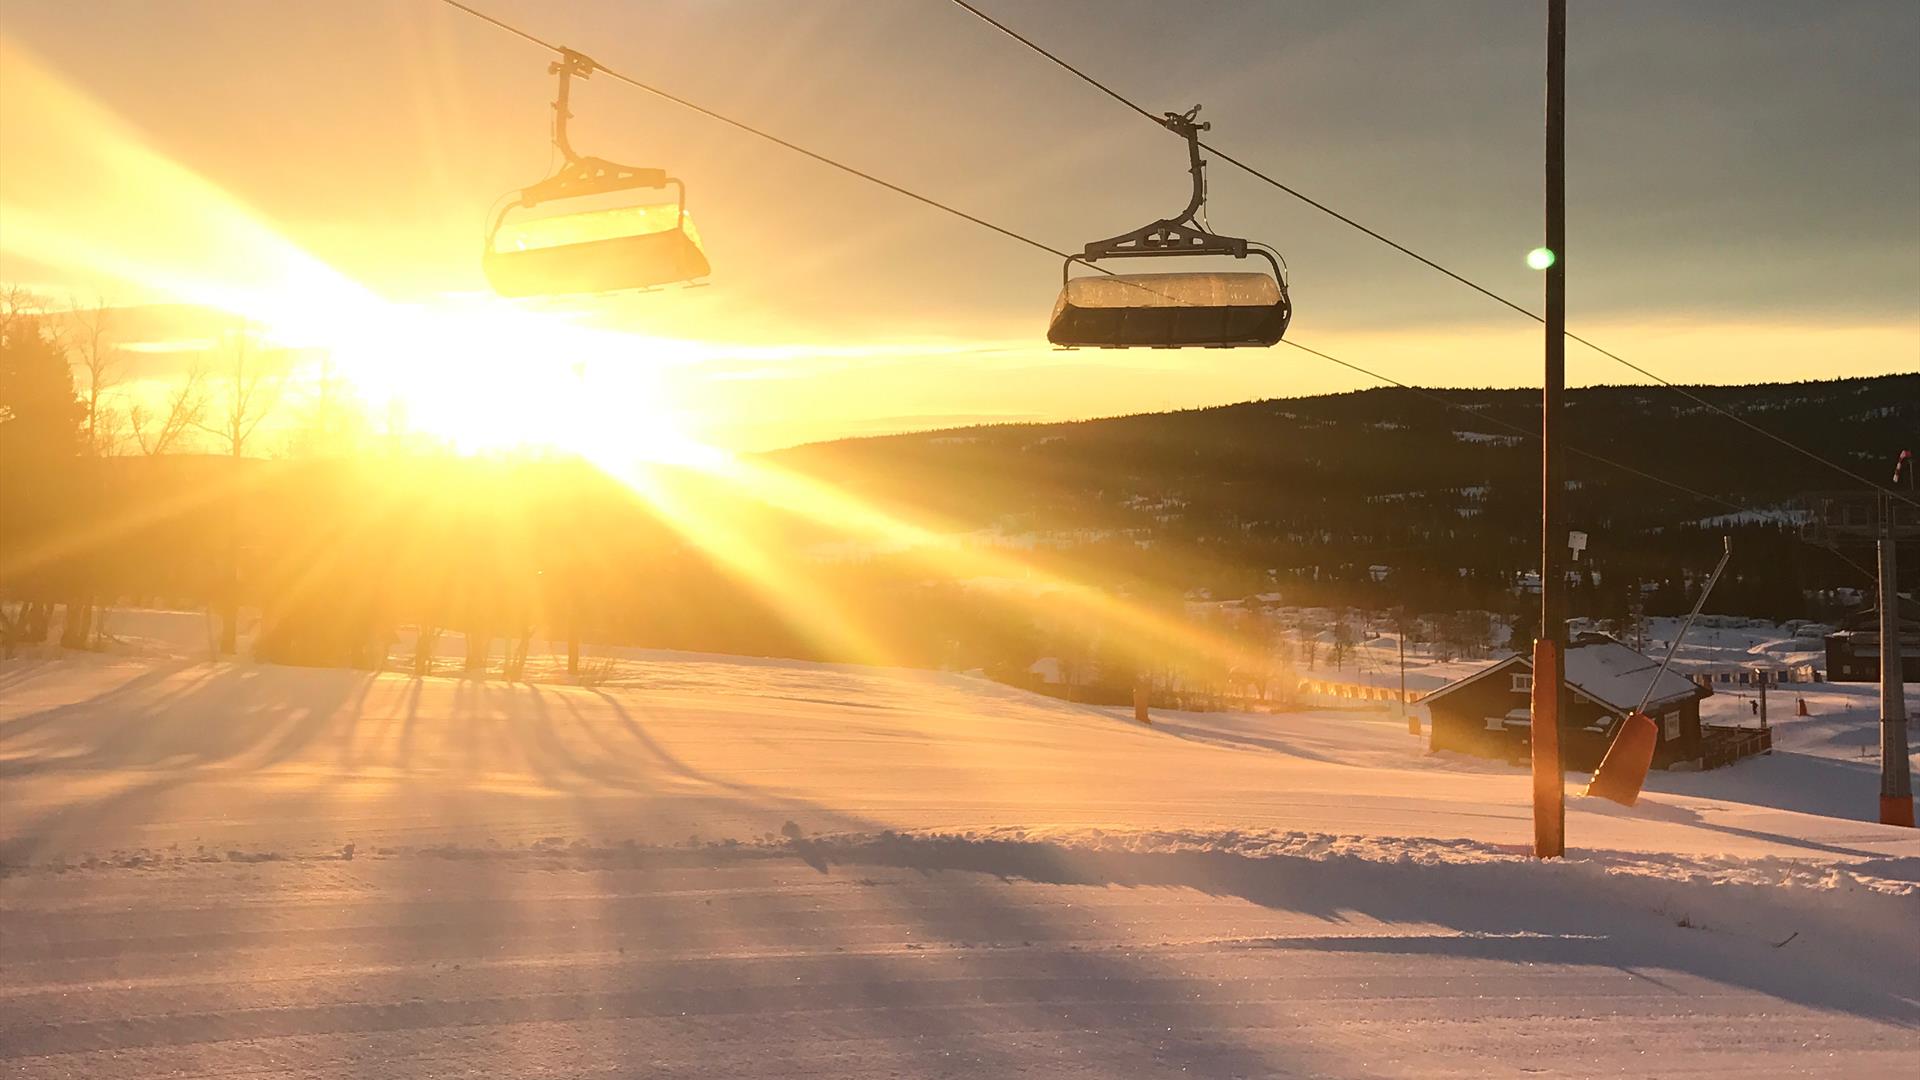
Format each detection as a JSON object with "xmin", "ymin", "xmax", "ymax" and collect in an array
[
  {"xmin": 1530, "ymin": 0, "xmax": 1569, "ymax": 859},
  {"xmin": 1801, "ymin": 487, "xmax": 1915, "ymax": 827},
  {"xmin": 1878, "ymin": 493, "xmax": 1914, "ymax": 826}
]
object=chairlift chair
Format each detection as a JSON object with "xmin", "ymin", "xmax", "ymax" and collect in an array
[
  {"xmin": 1048, "ymin": 107, "xmax": 1290, "ymax": 348},
  {"xmin": 483, "ymin": 49, "xmax": 710, "ymax": 298}
]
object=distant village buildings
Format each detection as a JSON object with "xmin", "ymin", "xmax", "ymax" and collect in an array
[{"xmin": 1689, "ymin": 665, "xmax": 1822, "ymax": 687}]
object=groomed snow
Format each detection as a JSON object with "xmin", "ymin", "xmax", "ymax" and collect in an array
[{"xmin": 2, "ymin": 619, "xmax": 1916, "ymax": 1077}]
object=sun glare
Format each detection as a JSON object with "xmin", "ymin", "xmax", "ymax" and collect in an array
[
  {"xmin": 273, "ymin": 296, "xmax": 721, "ymax": 462},
  {"xmin": 2, "ymin": 31, "xmax": 1285, "ymax": 683},
  {"xmin": 0, "ymin": 38, "xmax": 721, "ymax": 464}
]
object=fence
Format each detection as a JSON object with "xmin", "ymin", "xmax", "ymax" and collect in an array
[{"xmin": 1701, "ymin": 724, "xmax": 1773, "ymax": 770}]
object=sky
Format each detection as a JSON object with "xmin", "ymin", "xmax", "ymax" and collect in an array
[{"xmin": 2, "ymin": 0, "xmax": 1916, "ymax": 451}]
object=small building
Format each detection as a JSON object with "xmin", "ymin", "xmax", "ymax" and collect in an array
[
  {"xmin": 1692, "ymin": 663, "xmax": 1821, "ymax": 686},
  {"xmin": 1824, "ymin": 595, "xmax": 1920, "ymax": 683},
  {"xmin": 1421, "ymin": 632, "xmax": 1712, "ymax": 772}
]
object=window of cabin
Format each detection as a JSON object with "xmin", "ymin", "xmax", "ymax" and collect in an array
[
  {"xmin": 1664, "ymin": 712, "xmax": 1681, "ymax": 741},
  {"xmin": 1511, "ymin": 674, "xmax": 1533, "ymax": 693}
]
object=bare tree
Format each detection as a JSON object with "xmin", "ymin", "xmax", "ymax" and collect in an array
[
  {"xmin": 193, "ymin": 325, "xmax": 285, "ymax": 656},
  {"xmin": 68, "ymin": 296, "xmax": 125, "ymax": 455},
  {"xmin": 286, "ymin": 352, "xmax": 364, "ymax": 458},
  {"xmin": 128, "ymin": 363, "xmax": 208, "ymax": 455},
  {"xmin": 0, "ymin": 284, "xmax": 47, "ymax": 345},
  {"xmin": 194, "ymin": 326, "xmax": 284, "ymax": 458},
  {"xmin": 1329, "ymin": 612, "xmax": 1355, "ymax": 669},
  {"xmin": 53, "ymin": 296, "xmax": 130, "ymax": 648}
]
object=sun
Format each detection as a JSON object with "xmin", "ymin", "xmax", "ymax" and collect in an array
[
  {"xmin": 1, "ymin": 38, "xmax": 723, "ymax": 468},
  {"xmin": 289, "ymin": 295, "xmax": 715, "ymax": 465}
]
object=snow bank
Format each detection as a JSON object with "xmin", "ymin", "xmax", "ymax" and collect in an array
[{"xmin": 31, "ymin": 825, "xmax": 1910, "ymax": 977}]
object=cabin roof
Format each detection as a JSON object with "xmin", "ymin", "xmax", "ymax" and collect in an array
[
  {"xmin": 1562, "ymin": 634, "xmax": 1705, "ymax": 712},
  {"xmin": 1416, "ymin": 653, "xmax": 1526, "ymax": 707},
  {"xmin": 1421, "ymin": 633, "xmax": 1706, "ymax": 716}
]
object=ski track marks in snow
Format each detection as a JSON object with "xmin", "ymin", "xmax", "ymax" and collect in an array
[
  {"xmin": 1, "ymin": 832, "xmax": 1916, "ymax": 1078},
  {"xmin": 3, "ymin": 647, "xmax": 1920, "ymax": 1077}
]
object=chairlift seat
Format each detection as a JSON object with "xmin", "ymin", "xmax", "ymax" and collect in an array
[
  {"xmin": 485, "ymin": 203, "xmax": 710, "ymax": 297},
  {"xmin": 1044, "ymin": 106, "xmax": 1290, "ymax": 349},
  {"xmin": 480, "ymin": 48, "xmax": 711, "ymax": 299},
  {"xmin": 1048, "ymin": 271, "xmax": 1290, "ymax": 348}
]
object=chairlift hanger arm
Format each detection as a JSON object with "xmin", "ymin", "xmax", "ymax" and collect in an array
[
  {"xmin": 549, "ymin": 47, "xmax": 599, "ymax": 164},
  {"xmin": 510, "ymin": 44, "xmax": 670, "ymax": 208},
  {"xmin": 1080, "ymin": 104, "xmax": 1252, "ymax": 262},
  {"xmin": 1157, "ymin": 105, "xmax": 1210, "ymax": 224}
]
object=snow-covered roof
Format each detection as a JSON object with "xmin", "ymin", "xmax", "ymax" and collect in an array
[
  {"xmin": 1562, "ymin": 635, "xmax": 1703, "ymax": 713},
  {"xmin": 1419, "ymin": 634, "xmax": 1704, "ymax": 715},
  {"xmin": 1415, "ymin": 654, "xmax": 1526, "ymax": 707}
]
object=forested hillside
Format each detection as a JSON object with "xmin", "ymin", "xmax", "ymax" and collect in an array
[
  {"xmin": 6, "ymin": 365, "xmax": 1910, "ymax": 673},
  {"xmin": 770, "ymin": 375, "xmax": 1918, "ymax": 620}
]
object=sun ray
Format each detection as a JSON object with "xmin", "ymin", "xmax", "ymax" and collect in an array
[
  {"xmin": 1, "ymin": 33, "xmax": 1235, "ymax": 682},
  {"xmin": 576, "ymin": 453, "xmax": 905, "ymax": 667},
  {"xmin": 673, "ymin": 452, "xmax": 1249, "ymax": 676}
]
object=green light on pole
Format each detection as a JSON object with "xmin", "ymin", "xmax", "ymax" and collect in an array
[{"xmin": 1526, "ymin": 246, "xmax": 1557, "ymax": 271}]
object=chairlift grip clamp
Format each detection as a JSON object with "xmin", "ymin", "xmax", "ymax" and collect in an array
[
  {"xmin": 548, "ymin": 47, "xmax": 600, "ymax": 163},
  {"xmin": 1154, "ymin": 106, "xmax": 1211, "ymax": 226},
  {"xmin": 1159, "ymin": 105, "xmax": 1210, "ymax": 137},
  {"xmin": 549, "ymin": 47, "xmax": 599, "ymax": 80}
]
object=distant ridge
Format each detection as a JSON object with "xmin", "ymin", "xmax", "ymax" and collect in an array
[{"xmin": 769, "ymin": 375, "xmax": 1916, "ymax": 616}]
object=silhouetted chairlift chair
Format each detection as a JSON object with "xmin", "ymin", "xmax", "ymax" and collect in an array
[
  {"xmin": 1048, "ymin": 106, "xmax": 1290, "ymax": 349},
  {"xmin": 483, "ymin": 48, "xmax": 710, "ymax": 298}
]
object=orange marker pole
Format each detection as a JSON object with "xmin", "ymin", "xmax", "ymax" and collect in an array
[{"xmin": 1531, "ymin": 638, "xmax": 1565, "ymax": 856}]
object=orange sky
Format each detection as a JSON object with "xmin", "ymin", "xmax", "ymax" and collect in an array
[{"xmin": 2, "ymin": 1, "xmax": 1915, "ymax": 452}]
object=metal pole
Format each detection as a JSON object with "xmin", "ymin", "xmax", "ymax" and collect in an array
[
  {"xmin": 1401, "ymin": 613, "xmax": 1415, "ymax": 734},
  {"xmin": 1531, "ymin": 0, "xmax": 1568, "ymax": 859},
  {"xmin": 1878, "ymin": 493, "xmax": 1913, "ymax": 826},
  {"xmin": 1632, "ymin": 537, "xmax": 1732, "ymax": 719}
]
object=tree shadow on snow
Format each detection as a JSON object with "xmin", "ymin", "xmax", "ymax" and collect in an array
[{"xmin": 780, "ymin": 832, "xmax": 1920, "ymax": 1028}]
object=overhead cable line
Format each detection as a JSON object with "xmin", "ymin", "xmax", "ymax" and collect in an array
[
  {"xmin": 440, "ymin": 0, "xmax": 1072, "ymax": 266},
  {"xmin": 942, "ymin": 0, "xmax": 1917, "ymax": 510},
  {"xmin": 1286, "ymin": 341, "xmax": 1882, "ymax": 585},
  {"xmin": 434, "ymin": 0, "xmax": 1875, "ymax": 581},
  {"xmin": 1281, "ymin": 340, "xmax": 1841, "ymax": 551}
]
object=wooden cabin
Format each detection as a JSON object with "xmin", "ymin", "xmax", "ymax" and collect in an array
[{"xmin": 1422, "ymin": 632, "xmax": 1712, "ymax": 773}]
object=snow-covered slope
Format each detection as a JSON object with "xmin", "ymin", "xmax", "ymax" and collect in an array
[{"xmin": 2, "ymin": 647, "xmax": 1916, "ymax": 1078}]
